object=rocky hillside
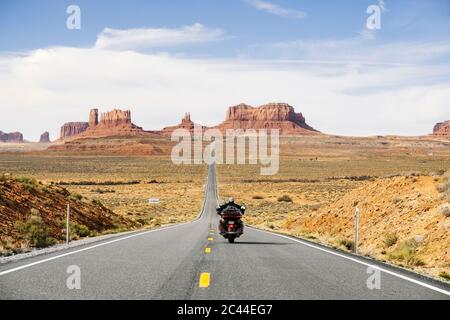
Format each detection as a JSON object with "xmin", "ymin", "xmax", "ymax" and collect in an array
[
  {"xmin": 285, "ymin": 173, "xmax": 450, "ymax": 279},
  {"xmin": 0, "ymin": 175, "xmax": 135, "ymax": 255}
]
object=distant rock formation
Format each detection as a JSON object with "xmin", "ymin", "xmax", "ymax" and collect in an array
[
  {"xmin": 82, "ymin": 109, "xmax": 146, "ymax": 137},
  {"xmin": 99, "ymin": 109, "xmax": 132, "ymax": 127},
  {"xmin": 89, "ymin": 108, "xmax": 99, "ymax": 128},
  {"xmin": 39, "ymin": 132, "xmax": 50, "ymax": 143},
  {"xmin": 162, "ymin": 112, "xmax": 205, "ymax": 135},
  {"xmin": 215, "ymin": 103, "xmax": 320, "ymax": 135},
  {"xmin": 60, "ymin": 108, "xmax": 148, "ymax": 140},
  {"xmin": 60, "ymin": 122, "xmax": 89, "ymax": 139},
  {"xmin": 0, "ymin": 131, "xmax": 24, "ymax": 143},
  {"xmin": 433, "ymin": 121, "xmax": 450, "ymax": 137}
]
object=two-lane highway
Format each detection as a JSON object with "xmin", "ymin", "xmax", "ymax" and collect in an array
[{"xmin": 0, "ymin": 165, "xmax": 449, "ymax": 299}]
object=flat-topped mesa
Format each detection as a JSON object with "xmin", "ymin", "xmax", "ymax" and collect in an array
[
  {"xmin": 99, "ymin": 109, "xmax": 132, "ymax": 127},
  {"xmin": 81, "ymin": 108, "xmax": 146, "ymax": 137},
  {"xmin": 0, "ymin": 131, "xmax": 23, "ymax": 143},
  {"xmin": 433, "ymin": 120, "xmax": 450, "ymax": 137},
  {"xmin": 59, "ymin": 108, "xmax": 147, "ymax": 140},
  {"xmin": 60, "ymin": 122, "xmax": 89, "ymax": 139},
  {"xmin": 217, "ymin": 103, "xmax": 320, "ymax": 135}
]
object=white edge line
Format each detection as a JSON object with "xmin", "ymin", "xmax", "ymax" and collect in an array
[
  {"xmin": 249, "ymin": 227, "xmax": 450, "ymax": 297},
  {"xmin": 0, "ymin": 165, "xmax": 213, "ymax": 277},
  {"xmin": 0, "ymin": 222, "xmax": 195, "ymax": 277}
]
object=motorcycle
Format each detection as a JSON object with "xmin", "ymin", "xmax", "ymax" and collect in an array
[{"xmin": 219, "ymin": 207, "xmax": 244, "ymax": 243}]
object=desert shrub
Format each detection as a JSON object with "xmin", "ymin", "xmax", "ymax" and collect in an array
[
  {"xmin": 16, "ymin": 177, "xmax": 38, "ymax": 186},
  {"xmin": 69, "ymin": 193, "xmax": 83, "ymax": 201},
  {"xmin": 17, "ymin": 177, "xmax": 39, "ymax": 192},
  {"xmin": 91, "ymin": 188, "xmax": 115, "ymax": 194},
  {"xmin": 436, "ymin": 170, "xmax": 446, "ymax": 176},
  {"xmin": 439, "ymin": 272, "xmax": 450, "ymax": 281},
  {"xmin": 403, "ymin": 171, "xmax": 421, "ymax": 177},
  {"xmin": 383, "ymin": 232, "xmax": 398, "ymax": 248},
  {"xmin": 339, "ymin": 239, "xmax": 355, "ymax": 251},
  {"xmin": 388, "ymin": 239, "xmax": 425, "ymax": 267},
  {"xmin": 71, "ymin": 222, "xmax": 91, "ymax": 238},
  {"xmin": 15, "ymin": 216, "xmax": 56, "ymax": 248},
  {"xmin": 30, "ymin": 208, "xmax": 40, "ymax": 216},
  {"xmin": 436, "ymin": 182, "xmax": 449, "ymax": 193},
  {"xmin": 91, "ymin": 199, "xmax": 104, "ymax": 207},
  {"xmin": 439, "ymin": 204, "xmax": 450, "ymax": 217},
  {"xmin": 252, "ymin": 195, "xmax": 264, "ymax": 200},
  {"xmin": 57, "ymin": 180, "xmax": 140, "ymax": 186},
  {"xmin": 136, "ymin": 218, "xmax": 148, "ymax": 225},
  {"xmin": 277, "ymin": 195, "xmax": 293, "ymax": 203}
]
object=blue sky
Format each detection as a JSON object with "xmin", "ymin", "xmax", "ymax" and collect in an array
[
  {"xmin": 0, "ymin": 0, "xmax": 449, "ymax": 140},
  {"xmin": 1, "ymin": 0, "xmax": 449, "ymax": 56}
]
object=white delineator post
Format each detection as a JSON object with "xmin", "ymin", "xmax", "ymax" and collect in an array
[
  {"xmin": 66, "ymin": 204, "xmax": 70, "ymax": 245},
  {"xmin": 355, "ymin": 207, "xmax": 359, "ymax": 254}
]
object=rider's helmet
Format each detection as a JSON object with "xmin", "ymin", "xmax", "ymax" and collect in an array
[{"xmin": 228, "ymin": 197, "xmax": 234, "ymax": 203}]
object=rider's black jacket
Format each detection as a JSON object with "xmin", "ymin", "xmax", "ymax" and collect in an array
[{"xmin": 216, "ymin": 201, "xmax": 245, "ymax": 216}]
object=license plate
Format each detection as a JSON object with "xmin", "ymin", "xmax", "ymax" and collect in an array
[{"xmin": 228, "ymin": 221, "xmax": 235, "ymax": 225}]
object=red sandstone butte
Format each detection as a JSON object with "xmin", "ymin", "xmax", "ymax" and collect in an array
[
  {"xmin": 162, "ymin": 113, "xmax": 205, "ymax": 135},
  {"xmin": 60, "ymin": 108, "xmax": 148, "ymax": 139},
  {"xmin": 39, "ymin": 131, "xmax": 50, "ymax": 143},
  {"xmin": 215, "ymin": 103, "xmax": 320, "ymax": 135},
  {"xmin": 60, "ymin": 122, "xmax": 89, "ymax": 139},
  {"xmin": 0, "ymin": 131, "xmax": 23, "ymax": 143},
  {"xmin": 433, "ymin": 120, "xmax": 450, "ymax": 137},
  {"xmin": 79, "ymin": 108, "xmax": 147, "ymax": 137}
]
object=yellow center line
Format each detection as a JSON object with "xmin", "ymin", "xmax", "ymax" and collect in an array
[
  {"xmin": 205, "ymin": 247, "xmax": 211, "ymax": 254},
  {"xmin": 199, "ymin": 273, "xmax": 211, "ymax": 288},
  {"xmin": 208, "ymin": 237, "xmax": 213, "ymax": 241}
]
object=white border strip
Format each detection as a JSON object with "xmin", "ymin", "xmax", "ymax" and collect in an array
[{"xmin": 249, "ymin": 227, "xmax": 450, "ymax": 297}]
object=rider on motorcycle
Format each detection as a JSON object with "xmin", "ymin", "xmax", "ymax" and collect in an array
[
  {"xmin": 216, "ymin": 198, "xmax": 246, "ymax": 216},
  {"xmin": 217, "ymin": 198, "xmax": 246, "ymax": 237}
]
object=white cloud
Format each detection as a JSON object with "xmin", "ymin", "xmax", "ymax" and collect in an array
[
  {"xmin": 246, "ymin": 0, "xmax": 306, "ymax": 19},
  {"xmin": 253, "ymin": 38, "xmax": 450, "ymax": 65},
  {"xmin": 0, "ymin": 45, "xmax": 449, "ymax": 141},
  {"xmin": 94, "ymin": 23, "xmax": 226, "ymax": 50}
]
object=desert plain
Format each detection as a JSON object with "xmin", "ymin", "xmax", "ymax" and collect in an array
[{"xmin": 1, "ymin": 133, "xmax": 449, "ymax": 280}]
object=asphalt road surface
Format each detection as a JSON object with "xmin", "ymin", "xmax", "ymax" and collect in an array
[{"xmin": 1, "ymin": 165, "xmax": 449, "ymax": 300}]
